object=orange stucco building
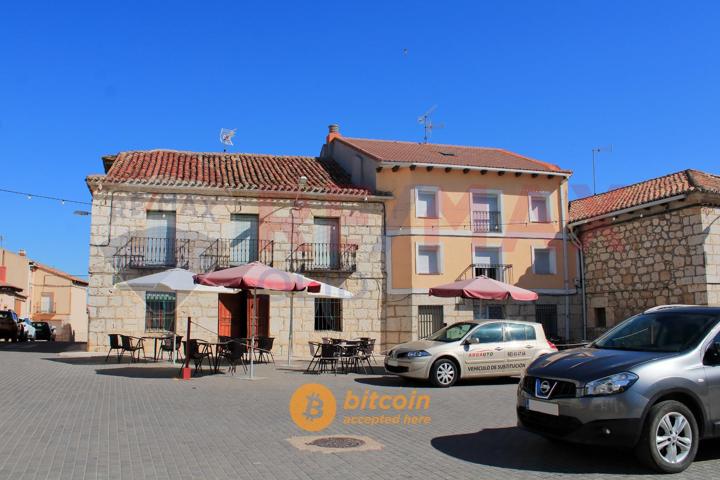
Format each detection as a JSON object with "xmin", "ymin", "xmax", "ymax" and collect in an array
[{"xmin": 323, "ymin": 126, "xmax": 581, "ymax": 343}]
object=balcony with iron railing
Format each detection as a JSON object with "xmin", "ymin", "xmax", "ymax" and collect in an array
[
  {"xmin": 289, "ymin": 243, "xmax": 358, "ymax": 273},
  {"xmin": 471, "ymin": 210, "xmax": 502, "ymax": 233},
  {"xmin": 113, "ymin": 237, "xmax": 190, "ymax": 271},
  {"xmin": 200, "ymin": 238, "xmax": 274, "ymax": 272},
  {"xmin": 457, "ymin": 263, "xmax": 513, "ymax": 283}
]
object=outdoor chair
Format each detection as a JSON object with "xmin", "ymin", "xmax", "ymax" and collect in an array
[
  {"xmin": 356, "ymin": 338, "xmax": 376, "ymax": 370},
  {"xmin": 105, "ymin": 334, "xmax": 123, "ymax": 362},
  {"xmin": 305, "ymin": 341, "xmax": 322, "ymax": 373},
  {"xmin": 222, "ymin": 340, "xmax": 248, "ymax": 375},
  {"xmin": 339, "ymin": 344, "xmax": 363, "ymax": 374},
  {"xmin": 159, "ymin": 335, "xmax": 183, "ymax": 361},
  {"xmin": 257, "ymin": 337, "xmax": 275, "ymax": 364},
  {"xmin": 120, "ymin": 335, "xmax": 145, "ymax": 363},
  {"xmin": 316, "ymin": 343, "xmax": 341, "ymax": 374},
  {"xmin": 185, "ymin": 339, "xmax": 211, "ymax": 374}
]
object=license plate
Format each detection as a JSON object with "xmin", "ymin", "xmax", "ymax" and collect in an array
[
  {"xmin": 386, "ymin": 358, "xmax": 398, "ymax": 367},
  {"xmin": 527, "ymin": 398, "xmax": 559, "ymax": 416}
]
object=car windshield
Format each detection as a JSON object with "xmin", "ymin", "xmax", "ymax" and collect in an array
[
  {"xmin": 593, "ymin": 312, "xmax": 719, "ymax": 353},
  {"xmin": 0, "ymin": 312, "xmax": 11, "ymax": 320},
  {"xmin": 426, "ymin": 322, "xmax": 476, "ymax": 342},
  {"xmin": 32, "ymin": 322, "xmax": 47, "ymax": 328}
]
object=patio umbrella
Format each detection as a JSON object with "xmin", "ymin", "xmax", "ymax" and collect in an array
[
  {"xmin": 114, "ymin": 268, "xmax": 237, "ymax": 363},
  {"xmin": 428, "ymin": 276, "xmax": 539, "ymax": 301},
  {"xmin": 194, "ymin": 262, "xmax": 321, "ymax": 378}
]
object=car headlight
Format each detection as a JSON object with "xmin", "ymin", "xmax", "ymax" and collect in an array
[
  {"xmin": 404, "ymin": 350, "xmax": 431, "ymax": 358},
  {"xmin": 583, "ymin": 372, "xmax": 638, "ymax": 396}
]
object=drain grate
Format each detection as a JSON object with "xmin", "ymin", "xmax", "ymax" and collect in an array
[{"xmin": 307, "ymin": 437, "xmax": 366, "ymax": 449}]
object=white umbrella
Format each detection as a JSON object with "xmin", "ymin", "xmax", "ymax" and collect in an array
[{"xmin": 114, "ymin": 268, "xmax": 237, "ymax": 363}]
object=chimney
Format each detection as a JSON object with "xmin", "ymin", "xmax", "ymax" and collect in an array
[
  {"xmin": 18, "ymin": 249, "xmax": 26, "ymax": 257},
  {"xmin": 326, "ymin": 124, "xmax": 341, "ymax": 143}
]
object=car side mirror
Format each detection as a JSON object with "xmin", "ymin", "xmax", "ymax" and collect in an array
[
  {"xmin": 464, "ymin": 337, "xmax": 480, "ymax": 345},
  {"xmin": 704, "ymin": 342, "xmax": 720, "ymax": 366}
]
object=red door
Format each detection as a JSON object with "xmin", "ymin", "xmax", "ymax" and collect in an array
[
  {"xmin": 246, "ymin": 294, "xmax": 269, "ymax": 337},
  {"xmin": 218, "ymin": 294, "xmax": 245, "ymax": 337}
]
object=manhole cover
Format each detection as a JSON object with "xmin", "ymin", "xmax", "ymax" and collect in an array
[{"xmin": 307, "ymin": 437, "xmax": 366, "ymax": 449}]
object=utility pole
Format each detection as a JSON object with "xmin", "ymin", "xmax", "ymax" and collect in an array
[{"xmin": 591, "ymin": 145, "xmax": 612, "ymax": 195}]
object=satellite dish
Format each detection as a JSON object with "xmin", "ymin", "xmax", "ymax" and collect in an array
[{"xmin": 220, "ymin": 128, "xmax": 237, "ymax": 147}]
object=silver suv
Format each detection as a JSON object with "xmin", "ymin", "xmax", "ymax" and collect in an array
[{"xmin": 517, "ymin": 306, "xmax": 720, "ymax": 474}]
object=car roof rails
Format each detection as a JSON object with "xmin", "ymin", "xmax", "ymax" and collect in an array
[{"xmin": 644, "ymin": 304, "xmax": 701, "ymax": 313}]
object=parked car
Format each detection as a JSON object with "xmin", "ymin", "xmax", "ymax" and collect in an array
[
  {"xmin": 517, "ymin": 305, "xmax": 720, "ymax": 474},
  {"xmin": 0, "ymin": 310, "xmax": 20, "ymax": 342},
  {"xmin": 32, "ymin": 322, "xmax": 55, "ymax": 341},
  {"xmin": 20, "ymin": 319, "xmax": 36, "ymax": 341},
  {"xmin": 385, "ymin": 320, "xmax": 556, "ymax": 387}
]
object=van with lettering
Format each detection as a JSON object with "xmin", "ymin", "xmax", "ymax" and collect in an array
[{"xmin": 385, "ymin": 320, "xmax": 556, "ymax": 387}]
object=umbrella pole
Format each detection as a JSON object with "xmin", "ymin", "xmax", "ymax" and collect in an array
[
  {"xmin": 249, "ymin": 288, "xmax": 257, "ymax": 379},
  {"xmin": 287, "ymin": 293, "xmax": 294, "ymax": 366}
]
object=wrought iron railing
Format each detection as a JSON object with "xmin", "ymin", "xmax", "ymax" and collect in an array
[
  {"xmin": 200, "ymin": 238, "xmax": 274, "ymax": 271},
  {"xmin": 113, "ymin": 237, "xmax": 190, "ymax": 270},
  {"xmin": 289, "ymin": 243, "xmax": 358, "ymax": 273},
  {"xmin": 471, "ymin": 210, "xmax": 502, "ymax": 233},
  {"xmin": 457, "ymin": 263, "xmax": 513, "ymax": 283}
]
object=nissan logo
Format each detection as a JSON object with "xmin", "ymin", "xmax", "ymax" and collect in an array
[{"xmin": 539, "ymin": 380, "xmax": 552, "ymax": 395}]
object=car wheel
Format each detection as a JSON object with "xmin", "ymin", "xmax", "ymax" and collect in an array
[
  {"xmin": 430, "ymin": 358, "xmax": 458, "ymax": 388},
  {"xmin": 635, "ymin": 400, "xmax": 698, "ymax": 474}
]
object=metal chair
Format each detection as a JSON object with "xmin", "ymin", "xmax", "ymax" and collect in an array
[
  {"xmin": 222, "ymin": 340, "xmax": 248, "ymax": 375},
  {"xmin": 105, "ymin": 334, "xmax": 123, "ymax": 362},
  {"xmin": 159, "ymin": 335, "xmax": 183, "ymax": 361},
  {"xmin": 120, "ymin": 335, "xmax": 145, "ymax": 363},
  {"xmin": 257, "ymin": 337, "xmax": 275, "ymax": 364},
  {"xmin": 185, "ymin": 339, "xmax": 211, "ymax": 373},
  {"xmin": 316, "ymin": 343, "xmax": 341, "ymax": 374}
]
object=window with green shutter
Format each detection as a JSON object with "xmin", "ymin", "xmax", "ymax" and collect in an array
[{"xmin": 145, "ymin": 292, "xmax": 176, "ymax": 331}]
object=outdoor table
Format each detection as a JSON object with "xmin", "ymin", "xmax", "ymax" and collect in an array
[
  {"xmin": 198, "ymin": 340, "xmax": 230, "ymax": 374},
  {"xmin": 141, "ymin": 335, "xmax": 172, "ymax": 361}
]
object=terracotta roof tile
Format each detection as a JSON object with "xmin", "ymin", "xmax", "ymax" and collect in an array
[
  {"xmin": 336, "ymin": 137, "xmax": 570, "ymax": 174},
  {"xmin": 569, "ymin": 169, "xmax": 720, "ymax": 223},
  {"xmin": 94, "ymin": 150, "xmax": 372, "ymax": 197}
]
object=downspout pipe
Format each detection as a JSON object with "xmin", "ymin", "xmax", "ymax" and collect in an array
[
  {"xmin": 568, "ymin": 229, "xmax": 587, "ymax": 341},
  {"xmin": 559, "ymin": 179, "xmax": 571, "ymax": 341}
]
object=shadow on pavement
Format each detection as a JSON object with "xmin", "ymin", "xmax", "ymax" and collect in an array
[
  {"xmin": 0, "ymin": 341, "xmax": 87, "ymax": 354},
  {"xmin": 47, "ymin": 356, "xmax": 161, "ymax": 366},
  {"xmin": 95, "ymin": 367, "xmax": 181, "ymax": 379},
  {"xmin": 431, "ymin": 426, "xmax": 652, "ymax": 475},
  {"xmin": 354, "ymin": 375, "xmax": 519, "ymax": 388}
]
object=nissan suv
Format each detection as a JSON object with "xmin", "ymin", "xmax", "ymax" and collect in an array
[{"xmin": 517, "ymin": 305, "xmax": 720, "ymax": 473}]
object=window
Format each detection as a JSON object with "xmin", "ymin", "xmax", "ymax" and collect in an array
[
  {"xmin": 313, "ymin": 217, "xmax": 341, "ymax": 269},
  {"xmin": 533, "ymin": 248, "xmax": 556, "ymax": 275},
  {"xmin": 145, "ymin": 292, "xmax": 176, "ymax": 331},
  {"xmin": 594, "ymin": 307, "xmax": 607, "ymax": 328},
  {"xmin": 471, "ymin": 192, "xmax": 501, "ymax": 232},
  {"xmin": 529, "ymin": 193, "xmax": 551, "ymax": 223},
  {"xmin": 505, "ymin": 323, "xmax": 537, "ymax": 341},
  {"xmin": 229, "ymin": 214, "xmax": 259, "ymax": 264},
  {"xmin": 473, "ymin": 247, "xmax": 502, "ymax": 280},
  {"xmin": 473, "ymin": 302, "xmax": 505, "ymax": 320},
  {"xmin": 146, "ymin": 211, "xmax": 176, "ymax": 265},
  {"xmin": 535, "ymin": 304, "xmax": 558, "ymax": 338},
  {"xmin": 471, "ymin": 323, "xmax": 505, "ymax": 343},
  {"xmin": 40, "ymin": 293, "xmax": 53, "ymax": 313},
  {"xmin": 415, "ymin": 187, "xmax": 439, "ymax": 218},
  {"xmin": 314, "ymin": 298, "xmax": 342, "ymax": 331},
  {"xmin": 418, "ymin": 305, "xmax": 444, "ymax": 338},
  {"xmin": 416, "ymin": 245, "xmax": 441, "ymax": 274}
]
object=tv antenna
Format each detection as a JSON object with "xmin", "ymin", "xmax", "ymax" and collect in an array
[
  {"xmin": 219, "ymin": 128, "xmax": 237, "ymax": 152},
  {"xmin": 591, "ymin": 144, "xmax": 613, "ymax": 195},
  {"xmin": 417, "ymin": 105, "xmax": 443, "ymax": 143}
]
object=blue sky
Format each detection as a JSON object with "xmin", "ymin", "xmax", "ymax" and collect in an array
[{"xmin": 1, "ymin": 1, "xmax": 719, "ymax": 276}]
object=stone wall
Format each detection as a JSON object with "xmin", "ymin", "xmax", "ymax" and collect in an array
[
  {"xmin": 579, "ymin": 205, "xmax": 709, "ymax": 334},
  {"xmin": 702, "ymin": 206, "xmax": 720, "ymax": 306},
  {"xmin": 87, "ymin": 190, "xmax": 385, "ymax": 357}
]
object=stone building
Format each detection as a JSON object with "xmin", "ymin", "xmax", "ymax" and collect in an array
[
  {"xmin": 86, "ymin": 150, "xmax": 386, "ymax": 356},
  {"xmin": 569, "ymin": 169, "xmax": 720, "ymax": 339}
]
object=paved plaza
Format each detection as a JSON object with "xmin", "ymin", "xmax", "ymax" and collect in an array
[{"xmin": 0, "ymin": 342, "xmax": 718, "ymax": 480}]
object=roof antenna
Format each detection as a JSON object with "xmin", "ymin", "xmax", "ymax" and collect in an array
[
  {"xmin": 591, "ymin": 144, "xmax": 613, "ymax": 194},
  {"xmin": 219, "ymin": 128, "xmax": 237, "ymax": 152},
  {"xmin": 417, "ymin": 105, "xmax": 443, "ymax": 143}
]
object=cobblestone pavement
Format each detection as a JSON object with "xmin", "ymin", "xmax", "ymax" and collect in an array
[{"xmin": 0, "ymin": 342, "xmax": 718, "ymax": 480}]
